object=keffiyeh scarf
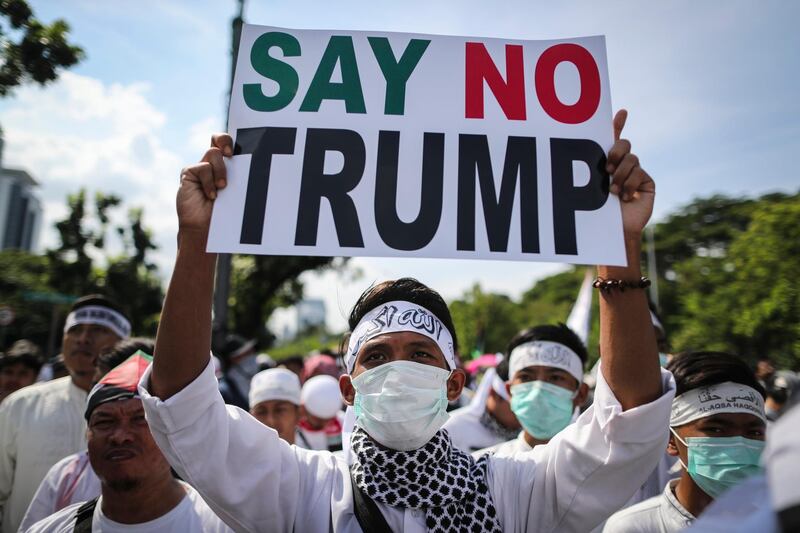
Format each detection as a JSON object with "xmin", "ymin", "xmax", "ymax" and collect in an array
[{"xmin": 350, "ymin": 428, "xmax": 501, "ymax": 532}]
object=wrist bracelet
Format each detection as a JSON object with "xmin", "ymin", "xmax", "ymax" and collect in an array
[{"xmin": 592, "ymin": 276, "xmax": 651, "ymax": 292}]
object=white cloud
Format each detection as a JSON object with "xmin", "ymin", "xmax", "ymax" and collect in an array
[{"xmin": 0, "ymin": 72, "xmax": 183, "ymax": 271}]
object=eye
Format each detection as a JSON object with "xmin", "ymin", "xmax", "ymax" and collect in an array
[
  {"xmin": 133, "ymin": 415, "xmax": 148, "ymax": 425},
  {"xmin": 92, "ymin": 420, "xmax": 113, "ymax": 430},
  {"xmin": 412, "ymin": 350, "xmax": 433, "ymax": 359},
  {"xmin": 363, "ymin": 351, "xmax": 386, "ymax": 363},
  {"xmin": 548, "ymin": 374, "xmax": 564, "ymax": 383}
]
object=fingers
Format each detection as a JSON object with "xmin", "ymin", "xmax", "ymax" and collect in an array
[
  {"xmin": 211, "ymin": 133, "xmax": 234, "ymax": 157},
  {"xmin": 606, "ymin": 138, "xmax": 630, "ymax": 175},
  {"xmin": 181, "ymin": 162, "xmax": 217, "ymax": 200},
  {"xmin": 613, "ymin": 109, "xmax": 628, "ymax": 141},
  {"xmin": 202, "ymin": 147, "xmax": 228, "ymax": 189}
]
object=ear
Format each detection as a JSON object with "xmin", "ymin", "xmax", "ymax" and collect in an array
[
  {"xmin": 446, "ymin": 369, "xmax": 467, "ymax": 402},
  {"xmin": 505, "ymin": 382, "xmax": 512, "ymax": 398},
  {"xmin": 666, "ymin": 430, "xmax": 680, "ymax": 457},
  {"xmin": 574, "ymin": 382, "xmax": 590, "ymax": 408},
  {"xmin": 339, "ymin": 374, "xmax": 355, "ymax": 406}
]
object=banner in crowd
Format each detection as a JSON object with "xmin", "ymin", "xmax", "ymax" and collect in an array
[{"xmin": 208, "ymin": 24, "xmax": 626, "ymax": 265}]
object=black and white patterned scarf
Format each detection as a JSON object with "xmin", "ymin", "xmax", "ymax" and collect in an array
[{"xmin": 350, "ymin": 427, "xmax": 502, "ymax": 532}]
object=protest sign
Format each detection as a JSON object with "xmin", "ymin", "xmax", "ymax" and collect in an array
[{"xmin": 207, "ymin": 24, "xmax": 626, "ymax": 265}]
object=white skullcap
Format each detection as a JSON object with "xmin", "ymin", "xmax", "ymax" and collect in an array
[
  {"xmin": 301, "ymin": 375, "xmax": 342, "ymax": 419},
  {"xmin": 249, "ymin": 368, "xmax": 301, "ymax": 407}
]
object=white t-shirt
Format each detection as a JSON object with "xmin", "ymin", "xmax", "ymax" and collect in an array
[
  {"xmin": 0, "ymin": 377, "xmax": 88, "ymax": 532},
  {"xmin": 603, "ymin": 480, "xmax": 694, "ymax": 533},
  {"xmin": 24, "ymin": 483, "xmax": 232, "ymax": 533},
  {"xmin": 139, "ymin": 359, "xmax": 676, "ymax": 533},
  {"xmin": 19, "ymin": 451, "xmax": 101, "ymax": 531}
]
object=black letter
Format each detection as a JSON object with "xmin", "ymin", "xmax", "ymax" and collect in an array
[
  {"xmin": 550, "ymin": 138, "xmax": 609, "ymax": 255},
  {"xmin": 236, "ymin": 127, "xmax": 297, "ymax": 245},
  {"xmin": 295, "ymin": 129, "xmax": 365, "ymax": 247},
  {"xmin": 374, "ymin": 131, "xmax": 444, "ymax": 250},
  {"xmin": 457, "ymin": 135, "xmax": 538, "ymax": 252}
]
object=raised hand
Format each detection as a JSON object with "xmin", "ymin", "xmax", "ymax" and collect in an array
[
  {"xmin": 177, "ymin": 133, "xmax": 234, "ymax": 235},
  {"xmin": 606, "ymin": 110, "xmax": 655, "ymax": 240}
]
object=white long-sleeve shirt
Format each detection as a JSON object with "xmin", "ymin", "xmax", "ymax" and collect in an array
[
  {"xmin": 139, "ymin": 360, "xmax": 675, "ymax": 533},
  {"xmin": 0, "ymin": 377, "xmax": 88, "ymax": 533}
]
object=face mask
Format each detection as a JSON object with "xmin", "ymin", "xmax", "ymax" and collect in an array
[
  {"xmin": 510, "ymin": 381, "xmax": 576, "ymax": 440},
  {"xmin": 670, "ymin": 429, "xmax": 765, "ymax": 498},
  {"xmin": 351, "ymin": 360, "xmax": 451, "ymax": 451}
]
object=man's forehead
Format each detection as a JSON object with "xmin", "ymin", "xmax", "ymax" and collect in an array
[
  {"xmin": 91, "ymin": 398, "xmax": 144, "ymax": 418},
  {"xmin": 516, "ymin": 365, "xmax": 571, "ymax": 376},
  {"xmin": 694, "ymin": 411, "xmax": 765, "ymax": 427}
]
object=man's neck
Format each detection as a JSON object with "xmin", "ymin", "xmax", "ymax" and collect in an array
[
  {"xmin": 101, "ymin": 476, "xmax": 186, "ymax": 524},
  {"xmin": 674, "ymin": 471, "xmax": 714, "ymax": 518},
  {"xmin": 522, "ymin": 431, "xmax": 548, "ymax": 448},
  {"xmin": 70, "ymin": 375, "xmax": 91, "ymax": 393}
]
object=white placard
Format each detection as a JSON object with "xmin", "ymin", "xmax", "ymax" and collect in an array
[{"xmin": 208, "ymin": 24, "xmax": 626, "ymax": 265}]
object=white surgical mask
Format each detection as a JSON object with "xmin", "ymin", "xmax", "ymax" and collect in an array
[{"xmin": 351, "ymin": 360, "xmax": 451, "ymax": 451}]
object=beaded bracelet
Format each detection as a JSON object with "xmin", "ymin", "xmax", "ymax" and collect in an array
[{"xmin": 592, "ymin": 276, "xmax": 651, "ymax": 292}]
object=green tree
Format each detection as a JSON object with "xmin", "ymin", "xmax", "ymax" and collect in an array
[
  {"xmin": 0, "ymin": 0, "xmax": 83, "ymax": 96},
  {"xmin": 228, "ymin": 255, "xmax": 345, "ymax": 347},
  {"xmin": 672, "ymin": 196, "xmax": 800, "ymax": 367},
  {"xmin": 449, "ymin": 284, "xmax": 522, "ymax": 357}
]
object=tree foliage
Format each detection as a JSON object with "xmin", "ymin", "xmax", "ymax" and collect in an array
[
  {"xmin": 0, "ymin": 189, "xmax": 163, "ymax": 352},
  {"xmin": 0, "ymin": 0, "xmax": 84, "ymax": 96},
  {"xmin": 228, "ymin": 255, "xmax": 345, "ymax": 347}
]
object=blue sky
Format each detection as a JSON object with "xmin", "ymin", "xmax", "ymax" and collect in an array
[{"xmin": 1, "ymin": 1, "xmax": 798, "ymax": 332}]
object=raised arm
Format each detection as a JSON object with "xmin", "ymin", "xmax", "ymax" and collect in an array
[
  {"xmin": 598, "ymin": 110, "xmax": 661, "ymax": 410},
  {"xmin": 150, "ymin": 135, "xmax": 233, "ymax": 399}
]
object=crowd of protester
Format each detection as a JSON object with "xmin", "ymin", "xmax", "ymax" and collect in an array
[{"xmin": 0, "ymin": 120, "xmax": 798, "ymax": 532}]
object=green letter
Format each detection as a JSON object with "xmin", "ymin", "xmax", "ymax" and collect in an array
[
  {"xmin": 300, "ymin": 36, "xmax": 366, "ymax": 114},
  {"xmin": 243, "ymin": 32, "xmax": 301, "ymax": 112},
  {"xmin": 368, "ymin": 37, "xmax": 430, "ymax": 115}
]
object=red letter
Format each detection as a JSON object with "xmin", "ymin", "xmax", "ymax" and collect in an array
[
  {"xmin": 465, "ymin": 43, "xmax": 526, "ymax": 120},
  {"xmin": 535, "ymin": 44, "xmax": 600, "ymax": 124}
]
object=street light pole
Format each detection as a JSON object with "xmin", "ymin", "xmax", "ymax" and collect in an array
[{"xmin": 212, "ymin": 0, "xmax": 246, "ymax": 347}]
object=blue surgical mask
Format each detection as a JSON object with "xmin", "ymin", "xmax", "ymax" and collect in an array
[
  {"xmin": 510, "ymin": 381, "xmax": 576, "ymax": 440},
  {"xmin": 351, "ymin": 361, "xmax": 451, "ymax": 451},
  {"xmin": 670, "ymin": 429, "xmax": 765, "ymax": 498}
]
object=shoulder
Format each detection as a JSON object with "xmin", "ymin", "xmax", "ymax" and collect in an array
[
  {"xmin": 603, "ymin": 495, "xmax": 663, "ymax": 533},
  {"xmin": 443, "ymin": 406, "xmax": 479, "ymax": 429},
  {"xmin": 1, "ymin": 378, "xmax": 71, "ymax": 412},
  {"xmin": 23, "ymin": 501, "xmax": 83, "ymax": 533}
]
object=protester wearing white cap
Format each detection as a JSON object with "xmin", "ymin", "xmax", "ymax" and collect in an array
[
  {"xmin": 139, "ymin": 114, "xmax": 681, "ymax": 532},
  {"xmin": 0, "ymin": 294, "xmax": 129, "ymax": 533},
  {"xmin": 297, "ymin": 375, "xmax": 345, "ymax": 451},
  {"xmin": 249, "ymin": 368, "xmax": 303, "ymax": 446},
  {"xmin": 604, "ymin": 351, "xmax": 767, "ymax": 533}
]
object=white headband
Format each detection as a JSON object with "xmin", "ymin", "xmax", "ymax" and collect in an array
[
  {"xmin": 345, "ymin": 300, "xmax": 455, "ymax": 373},
  {"xmin": 670, "ymin": 381, "xmax": 766, "ymax": 427},
  {"xmin": 509, "ymin": 340, "xmax": 584, "ymax": 383},
  {"xmin": 64, "ymin": 305, "xmax": 131, "ymax": 339}
]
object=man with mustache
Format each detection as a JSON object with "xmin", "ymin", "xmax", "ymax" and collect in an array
[
  {"xmin": 24, "ymin": 352, "xmax": 231, "ymax": 532},
  {"xmin": 0, "ymin": 295, "xmax": 129, "ymax": 533}
]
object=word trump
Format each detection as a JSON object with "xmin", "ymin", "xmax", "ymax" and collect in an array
[{"xmin": 208, "ymin": 25, "xmax": 626, "ymax": 265}]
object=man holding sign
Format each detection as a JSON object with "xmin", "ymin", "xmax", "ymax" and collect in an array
[{"xmin": 138, "ymin": 25, "xmax": 675, "ymax": 532}]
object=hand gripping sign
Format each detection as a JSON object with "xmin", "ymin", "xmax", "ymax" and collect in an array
[{"xmin": 208, "ymin": 24, "xmax": 626, "ymax": 266}]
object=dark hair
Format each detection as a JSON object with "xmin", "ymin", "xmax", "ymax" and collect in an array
[
  {"xmin": 347, "ymin": 278, "xmax": 459, "ymax": 354},
  {"xmin": 96, "ymin": 337, "xmax": 154, "ymax": 378},
  {"xmin": 506, "ymin": 323, "xmax": 588, "ymax": 365},
  {"xmin": 667, "ymin": 351, "xmax": 765, "ymax": 398},
  {"xmin": 70, "ymin": 294, "xmax": 126, "ymax": 317},
  {"xmin": 496, "ymin": 355, "xmax": 510, "ymax": 381},
  {"xmin": 0, "ymin": 339, "xmax": 43, "ymax": 373}
]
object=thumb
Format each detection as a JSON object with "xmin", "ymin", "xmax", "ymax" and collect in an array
[{"xmin": 613, "ymin": 109, "xmax": 628, "ymax": 141}]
